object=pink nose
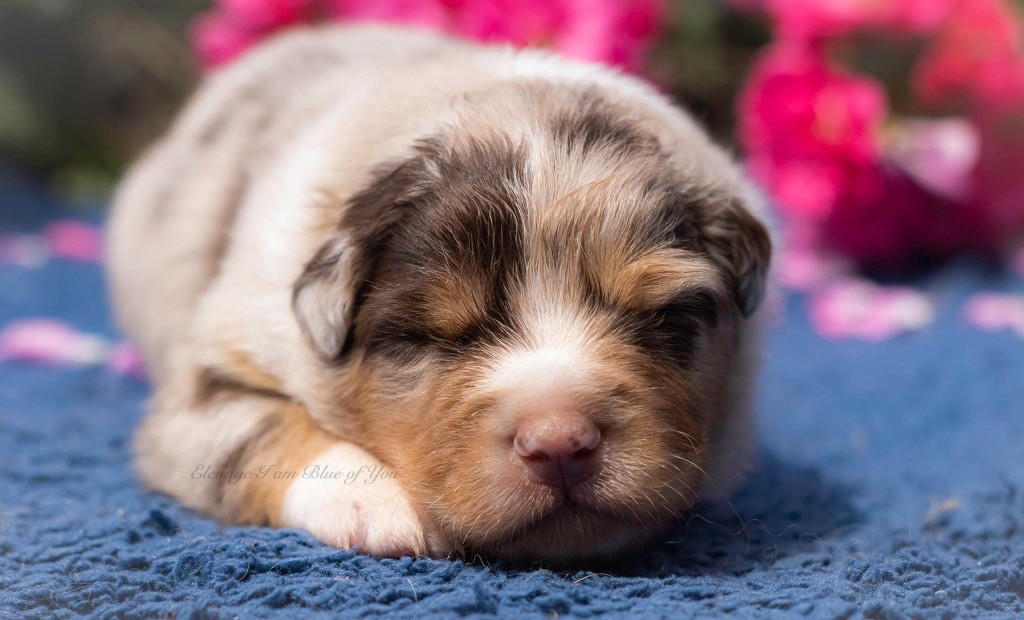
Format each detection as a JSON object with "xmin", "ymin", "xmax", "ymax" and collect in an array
[{"xmin": 513, "ymin": 411, "xmax": 601, "ymax": 489}]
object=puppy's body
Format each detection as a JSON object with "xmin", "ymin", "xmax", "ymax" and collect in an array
[{"xmin": 108, "ymin": 26, "xmax": 772, "ymax": 561}]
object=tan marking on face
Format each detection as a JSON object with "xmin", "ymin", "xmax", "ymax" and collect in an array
[
  {"xmin": 422, "ymin": 270, "xmax": 490, "ymax": 341},
  {"xmin": 603, "ymin": 250, "xmax": 723, "ymax": 311}
]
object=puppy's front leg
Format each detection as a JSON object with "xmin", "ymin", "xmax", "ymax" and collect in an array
[{"xmin": 134, "ymin": 375, "xmax": 424, "ymax": 556}]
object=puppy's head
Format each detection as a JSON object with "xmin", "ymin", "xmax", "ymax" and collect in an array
[{"xmin": 293, "ymin": 87, "xmax": 771, "ymax": 563}]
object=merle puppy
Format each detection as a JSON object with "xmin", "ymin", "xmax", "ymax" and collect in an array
[{"xmin": 107, "ymin": 25, "xmax": 773, "ymax": 563}]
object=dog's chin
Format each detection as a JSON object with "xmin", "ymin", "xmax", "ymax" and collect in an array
[{"xmin": 473, "ymin": 497, "xmax": 661, "ymax": 566}]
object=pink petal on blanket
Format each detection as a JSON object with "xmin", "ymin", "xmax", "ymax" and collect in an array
[
  {"xmin": 777, "ymin": 245, "xmax": 850, "ymax": 291},
  {"xmin": 808, "ymin": 279, "xmax": 934, "ymax": 341},
  {"xmin": 0, "ymin": 234, "xmax": 49, "ymax": 267},
  {"xmin": 43, "ymin": 221, "xmax": 104, "ymax": 262},
  {"xmin": 108, "ymin": 341, "xmax": 148, "ymax": 380},
  {"xmin": 963, "ymin": 293, "xmax": 1024, "ymax": 336},
  {"xmin": 0, "ymin": 319, "xmax": 109, "ymax": 365}
]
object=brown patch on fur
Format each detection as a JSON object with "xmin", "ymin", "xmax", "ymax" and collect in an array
[
  {"xmin": 600, "ymin": 249, "xmax": 723, "ymax": 312},
  {"xmin": 192, "ymin": 350, "xmax": 289, "ymax": 407},
  {"xmin": 293, "ymin": 134, "xmax": 527, "ymax": 363},
  {"xmin": 421, "ymin": 270, "xmax": 491, "ymax": 341},
  {"xmin": 216, "ymin": 402, "xmax": 338, "ymax": 526}
]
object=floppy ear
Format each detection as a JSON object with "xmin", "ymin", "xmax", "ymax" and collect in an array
[
  {"xmin": 292, "ymin": 237, "xmax": 361, "ymax": 360},
  {"xmin": 292, "ymin": 153, "xmax": 435, "ymax": 361},
  {"xmin": 700, "ymin": 197, "xmax": 772, "ymax": 317}
]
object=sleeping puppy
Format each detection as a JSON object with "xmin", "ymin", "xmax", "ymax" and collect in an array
[{"xmin": 107, "ymin": 25, "xmax": 772, "ymax": 563}]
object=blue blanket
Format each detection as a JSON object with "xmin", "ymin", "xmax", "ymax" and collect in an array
[{"xmin": 1, "ymin": 175, "xmax": 1022, "ymax": 618}]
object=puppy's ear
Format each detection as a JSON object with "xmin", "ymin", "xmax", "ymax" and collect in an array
[
  {"xmin": 699, "ymin": 196, "xmax": 772, "ymax": 317},
  {"xmin": 292, "ymin": 237, "xmax": 360, "ymax": 360},
  {"xmin": 292, "ymin": 154, "xmax": 434, "ymax": 361}
]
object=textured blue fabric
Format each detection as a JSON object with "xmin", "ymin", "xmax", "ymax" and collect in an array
[{"xmin": 1, "ymin": 174, "xmax": 1022, "ymax": 618}]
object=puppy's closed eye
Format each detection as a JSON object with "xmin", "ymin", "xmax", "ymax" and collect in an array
[{"xmin": 621, "ymin": 287, "xmax": 721, "ymax": 366}]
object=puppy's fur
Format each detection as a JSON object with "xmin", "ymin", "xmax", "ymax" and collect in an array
[{"xmin": 107, "ymin": 25, "xmax": 773, "ymax": 562}]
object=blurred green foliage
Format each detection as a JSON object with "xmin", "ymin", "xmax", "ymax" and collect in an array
[
  {"xmin": 648, "ymin": 0, "xmax": 769, "ymax": 144},
  {"xmin": 0, "ymin": 1, "xmax": 771, "ymax": 203},
  {"xmin": 0, "ymin": 1, "xmax": 204, "ymax": 201}
]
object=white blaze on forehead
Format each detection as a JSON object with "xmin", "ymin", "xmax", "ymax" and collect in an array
[{"xmin": 482, "ymin": 305, "xmax": 598, "ymax": 406}]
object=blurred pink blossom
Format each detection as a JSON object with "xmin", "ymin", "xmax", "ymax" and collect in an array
[
  {"xmin": 775, "ymin": 243, "xmax": 849, "ymax": 291},
  {"xmin": 808, "ymin": 279, "xmax": 935, "ymax": 341},
  {"xmin": 963, "ymin": 292, "xmax": 1024, "ymax": 336},
  {"xmin": 884, "ymin": 0, "xmax": 959, "ymax": 34},
  {"xmin": 108, "ymin": 341, "xmax": 148, "ymax": 380},
  {"xmin": 327, "ymin": 0, "xmax": 450, "ymax": 30},
  {"xmin": 0, "ymin": 319, "xmax": 109, "ymax": 366},
  {"xmin": 762, "ymin": 0, "xmax": 955, "ymax": 42},
  {"xmin": 824, "ymin": 165, "xmax": 993, "ymax": 265},
  {"xmin": 913, "ymin": 0, "xmax": 1023, "ymax": 108},
  {"xmin": 43, "ymin": 220, "xmax": 104, "ymax": 263},
  {"xmin": 766, "ymin": 0, "xmax": 882, "ymax": 41},
  {"xmin": 971, "ymin": 96, "xmax": 1024, "ymax": 236},
  {"xmin": 192, "ymin": 10, "xmax": 268, "ymax": 71},
  {"xmin": 193, "ymin": 0, "xmax": 664, "ymax": 72},
  {"xmin": 222, "ymin": 0, "xmax": 313, "ymax": 28},
  {"xmin": 738, "ymin": 43, "xmax": 887, "ymax": 222},
  {"xmin": 885, "ymin": 118, "xmax": 980, "ymax": 203}
]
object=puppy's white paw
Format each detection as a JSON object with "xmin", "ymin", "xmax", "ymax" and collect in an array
[{"xmin": 280, "ymin": 442, "xmax": 425, "ymax": 557}]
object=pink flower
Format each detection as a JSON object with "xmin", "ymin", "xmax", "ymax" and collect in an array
[
  {"xmin": 808, "ymin": 278, "xmax": 934, "ymax": 341},
  {"xmin": 192, "ymin": 0, "xmax": 315, "ymax": 70},
  {"xmin": 776, "ymin": 243, "xmax": 850, "ymax": 291},
  {"xmin": 963, "ymin": 292, "xmax": 1024, "ymax": 336},
  {"xmin": 885, "ymin": 0, "xmax": 958, "ymax": 34},
  {"xmin": 326, "ymin": 0, "xmax": 450, "ymax": 31},
  {"xmin": 221, "ymin": 0, "xmax": 313, "ymax": 28},
  {"xmin": 737, "ymin": 43, "xmax": 887, "ymax": 221},
  {"xmin": 913, "ymin": 0, "xmax": 1023, "ymax": 109},
  {"xmin": 43, "ymin": 220, "xmax": 104, "ymax": 263},
  {"xmin": 450, "ymin": 0, "xmax": 664, "ymax": 71},
  {"xmin": 192, "ymin": 10, "xmax": 268, "ymax": 70},
  {"xmin": 193, "ymin": 0, "xmax": 665, "ymax": 73},
  {"xmin": 971, "ymin": 100, "xmax": 1024, "ymax": 237},
  {"xmin": 764, "ymin": 0, "xmax": 956, "ymax": 42},
  {"xmin": 0, "ymin": 319, "xmax": 109, "ymax": 366},
  {"xmin": 766, "ymin": 0, "xmax": 882, "ymax": 42},
  {"xmin": 108, "ymin": 341, "xmax": 148, "ymax": 380},
  {"xmin": 885, "ymin": 118, "xmax": 980, "ymax": 203},
  {"xmin": 823, "ymin": 163, "xmax": 994, "ymax": 266}
]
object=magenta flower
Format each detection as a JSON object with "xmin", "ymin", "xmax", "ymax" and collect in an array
[
  {"xmin": 766, "ymin": 0, "xmax": 882, "ymax": 42},
  {"xmin": 327, "ymin": 0, "xmax": 450, "ymax": 31},
  {"xmin": 43, "ymin": 220, "xmax": 104, "ymax": 263},
  {"xmin": 886, "ymin": 118, "xmax": 979, "ymax": 203},
  {"xmin": 913, "ymin": 0, "xmax": 1022, "ymax": 108},
  {"xmin": 738, "ymin": 43, "xmax": 887, "ymax": 222},
  {"xmin": 192, "ymin": 9, "xmax": 268, "ymax": 70},
  {"xmin": 192, "ymin": 0, "xmax": 665, "ymax": 73},
  {"xmin": 747, "ymin": 0, "xmax": 955, "ymax": 42},
  {"xmin": 108, "ymin": 341, "xmax": 148, "ymax": 380},
  {"xmin": 221, "ymin": 0, "xmax": 313, "ymax": 28}
]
